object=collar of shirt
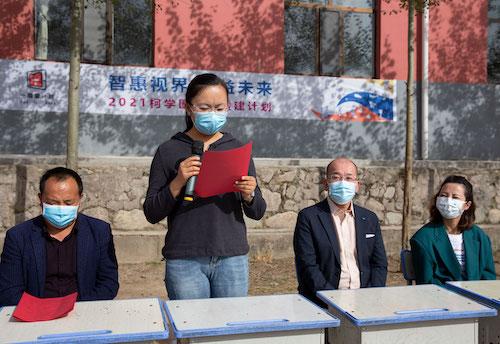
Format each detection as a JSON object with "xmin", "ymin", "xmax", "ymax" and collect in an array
[
  {"xmin": 42, "ymin": 218, "xmax": 79, "ymax": 242},
  {"xmin": 327, "ymin": 197, "xmax": 355, "ymax": 218}
]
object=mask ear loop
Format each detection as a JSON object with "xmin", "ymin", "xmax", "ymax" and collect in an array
[
  {"xmin": 186, "ymin": 104, "xmax": 197, "ymax": 123},
  {"xmin": 77, "ymin": 193, "xmax": 86, "ymax": 208},
  {"xmin": 462, "ymin": 200, "xmax": 472, "ymax": 211}
]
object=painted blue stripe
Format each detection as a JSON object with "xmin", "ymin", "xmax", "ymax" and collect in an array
[
  {"xmin": 170, "ymin": 319, "xmax": 340, "ymax": 338},
  {"xmin": 16, "ymin": 330, "xmax": 170, "ymax": 344},
  {"xmin": 157, "ymin": 298, "xmax": 170, "ymax": 332},
  {"xmin": 226, "ymin": 319, "xmax": 289, "ymax": 326},
  {"xmin": 394, "ymin": 308, "xmax": 448, "ymax": 315},
  {"xmin": 37, "ymin": 330, "xmax": 112, "ymax": 339}
]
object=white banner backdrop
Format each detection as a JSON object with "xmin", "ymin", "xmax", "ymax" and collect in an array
[{"xmin": 0, "ymin": 59, "xmax": 397, "ymax": 122}]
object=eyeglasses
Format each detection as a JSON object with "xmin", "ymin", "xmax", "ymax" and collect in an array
[
  {"xmin": 327, "ymin": 175, "xmax": 357, "ymax": 183},
  {"xmin": 190, "ymin": 104, "xmax": 228, "ymax": 112}
]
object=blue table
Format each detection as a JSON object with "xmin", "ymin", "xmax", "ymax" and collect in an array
[
  {"xmin": 165, "ymin": 294, "xmax": 339, "ymax": 343},
  {"xmin": 318, "ymin": 284, "xmax": 496, "ymax": 344},
  {"xmin": 446, "ymin": 280, "xmax": 500, "ymax": 344},
  {"xmin": 0, "ymin": 298, "xmax": 170, "ymax": 343}
]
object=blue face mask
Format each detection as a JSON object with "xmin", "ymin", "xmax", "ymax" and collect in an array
[
  {"xmin": 193, "ymin": 111, "xmax": 227, "ymax": 135},
  {"xmin": 436, "ymin": 196, "xmax": 465, "ymax": 219},
  {"xmin": 329, "ymin": 181, "xmax": 356, "ymax": 205},
  {"xmin": 42, "ymin": 203, "xmax": 79, "ymax": 229}
]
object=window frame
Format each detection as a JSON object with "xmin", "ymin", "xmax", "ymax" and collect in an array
[
  {"xmin": 34, "ymin": 0, "xmax": 153, "ymax": 67},
  {"xmin": 487, "ymin": 16, "xmax": 500, "ymax": 83},
  {"xmin": 284, "ymin": 0, "xmax": 376, "ymax": 78}
]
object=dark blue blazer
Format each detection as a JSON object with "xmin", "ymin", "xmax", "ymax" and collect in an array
[
  {"xmin": 293, "ymin": 199, "xmax": 388, "ymax": 306},
  {"xmin": 0, "ymin": 214, "xmax": 119, "ymax": 307}
]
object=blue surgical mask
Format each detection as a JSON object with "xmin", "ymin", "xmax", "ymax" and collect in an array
[
  {"xmin": 329, "ymin": 181, "xmax": 356, "ymax": 205},
  {"xmin": 42, "ymin": 203, "xmax": 79, "ymax": 229},
  {"xmin": 436, "ymin": 196, "xmax": 465, "ymax": 219},
  {"xmin": 193, "ymin": 111, "xmax": 227, "ymax": 135}
]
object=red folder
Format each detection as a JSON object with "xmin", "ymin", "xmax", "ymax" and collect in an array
[
  {"xmin": 12, "ymin": 292, "xmax": 77, "ymax": 322},
  {"xmin": 194, "ymin": 142, "xmax": 252, "ymax": 198}
]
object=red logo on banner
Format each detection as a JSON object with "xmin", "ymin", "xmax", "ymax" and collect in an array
[{"xmin": 27, "ymin": 70, "xmax": 47, "ymax": 90}]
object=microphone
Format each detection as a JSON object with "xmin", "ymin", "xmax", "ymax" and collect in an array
[{"xmin": 183, "ymin": 141, "xmax": 204, "ymax": 202}]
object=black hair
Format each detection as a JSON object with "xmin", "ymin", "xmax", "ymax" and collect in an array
[
  {"xmin": 429, "ymin": 175, "xmax": 475, "ymax": 231},
  {"xmin": 39, "ymin": 167, "xmax": 83, "ymax": 196},
  {"xmin": 184, "ymin": 73, "xmax": 229, "ymax": 131}
]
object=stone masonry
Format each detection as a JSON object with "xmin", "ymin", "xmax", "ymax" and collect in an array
[{"xmin": 1, "ymin": 155, "xmax": 499, "ymax": 272}]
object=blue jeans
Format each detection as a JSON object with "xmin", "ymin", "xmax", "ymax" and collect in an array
[{"xmin": 164, "ymin": 255, "xmax": 249, "ymax": 300}]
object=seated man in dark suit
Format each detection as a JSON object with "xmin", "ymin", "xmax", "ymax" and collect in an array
[
  {"xmin": 293, "ymin": 157, "xmax": 387, "ymax": 306},
  {"xmin": 0, "ymin": 167, "xmax": 119, "ymax": 306}
]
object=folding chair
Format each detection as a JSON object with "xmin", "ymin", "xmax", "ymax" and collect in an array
[{"xmin": 400, "ymin": 249, "xmax": 416, "ymax": 285}]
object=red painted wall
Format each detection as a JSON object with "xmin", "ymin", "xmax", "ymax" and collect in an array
[
  {"xmin": 428, "ymin": 0, "xmax": 488, "ymax": 83},
  {"xmin": 0, "ymin": 0, "xmax": 489, "ymax": 84},
  {"xmin": 378, "ymin": 1, "xmax": 421, "ymax": 81},
  {"xmin": 153, "ymin": 0, "xmax": 284, "ymax": 74},
  {"xmin": 0, "ymin": 0, "xmax": 34, "ymax": 60},
  {"xmin": 378, "ymin": 1, "xmax": 408, "ymax": 80},
  {"xmin": 378, "ymin": 0, "xmax": 488, "ymax": 83}
]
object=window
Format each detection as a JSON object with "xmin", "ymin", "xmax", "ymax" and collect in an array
[
  {"xmin": 284, "ymin": 0, "xmax": 375, "ymax": 78},
  {"xmin": 36, "ymin": 0, "xmax": 71, "ymax": 61},
  {"xmin": 113, "ymin": 0, "xmax": 152, "ymax": 65},
  {"xmin": 35, "ymin": 0, "xmax": 152, "ymax": 66},
  {"xmin": 83, "ymin": 0, "xmax": 107, "ymax": 63},
  {"xmin": 488, "ymin": 0, "xmax": 500, "ymax": 83}
]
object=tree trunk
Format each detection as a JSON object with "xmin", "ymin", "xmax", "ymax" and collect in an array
[
  {"xmin": 402, "ymin": 0, "xmax": 415, "ymax": 250},
  {"xmin": 67, "ymin": 0, "xmax": 83, "ymax": 170}
]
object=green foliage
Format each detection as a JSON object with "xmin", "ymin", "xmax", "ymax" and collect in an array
[{"xmin": 383, "ymin": 0, "xmax": 445, "ymax": 13}]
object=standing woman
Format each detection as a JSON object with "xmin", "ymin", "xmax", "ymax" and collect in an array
[
  {"xmin": 410, "ymin": 175, "xmax": 496, "ymax": 285},
  {"xmin": 143, "ymin": 73, "xmax": 266, "ymax": 300}
]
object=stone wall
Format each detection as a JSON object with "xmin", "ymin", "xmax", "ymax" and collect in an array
[{"xmin": 1, "ymin": 155, "xmax": 499, "ymax": 271}]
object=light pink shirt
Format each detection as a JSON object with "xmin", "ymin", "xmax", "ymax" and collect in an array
[{"xmin": 327, "ymin": 198, "xmax": 360, "ymax": 289}]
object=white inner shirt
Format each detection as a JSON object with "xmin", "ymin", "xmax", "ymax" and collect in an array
[
  {"xmin": 327, "ymin": 198, "xmax": 360, "ymax": 289},
  {"xmin": 447, "ymin": 232, "xmax": 466, "ymax": 274}
]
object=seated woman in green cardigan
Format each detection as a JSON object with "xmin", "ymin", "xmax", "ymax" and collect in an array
[{"xmin": 411, "ymin": 175, "xmax": 496, "ymax": 285}]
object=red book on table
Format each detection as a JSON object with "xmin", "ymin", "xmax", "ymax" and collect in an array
[{"xmin": 12, "ymin": 292, "xmax": 78, "ymax": 322}]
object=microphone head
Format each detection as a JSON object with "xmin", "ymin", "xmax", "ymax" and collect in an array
[{"xmin": 192, "ymin": 141, "xmax": 204, "ymax": 156}]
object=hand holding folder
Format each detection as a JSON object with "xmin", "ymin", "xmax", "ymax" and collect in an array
[{"xmin": 194, "ymin": 142, "xmax": 252, "ymax": 198}]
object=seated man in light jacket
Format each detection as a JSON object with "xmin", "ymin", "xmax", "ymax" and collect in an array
[
  {"xmin": 0, "ymin": 167, "xmax": 119, "ymax": 306},
  {"xmin": 293, "ymin": 157, "xmax": 388, "ymax": 307}
]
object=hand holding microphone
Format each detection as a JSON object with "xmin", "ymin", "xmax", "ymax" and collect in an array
[
  {"xmin": 183, "ymin": 141, "xmax": 204, "ymax": 201},
  {"xmin": 169, "ymin": 141, "xmax": 204, "ymax": 200}
]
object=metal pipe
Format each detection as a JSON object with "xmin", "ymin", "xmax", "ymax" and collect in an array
[{"xmin": 421, "ymin": 6, "xmax": 429, "ymax": 160}]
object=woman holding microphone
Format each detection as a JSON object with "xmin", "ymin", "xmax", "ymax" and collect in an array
[{"xmin": 144, "ymin": 73, "xmax": 266, "ymax": 300}]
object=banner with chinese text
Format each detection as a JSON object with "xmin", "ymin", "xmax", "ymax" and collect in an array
[{"xmin": 0, "ymin": 59, "xmax": 397, "ymax": 122}]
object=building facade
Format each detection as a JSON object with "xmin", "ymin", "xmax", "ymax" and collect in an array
[{"xmin": 0, "ymin": 0, "xmax": 499, "ymax": 160}]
